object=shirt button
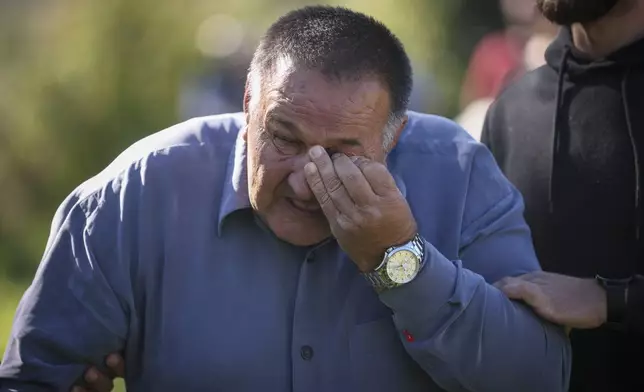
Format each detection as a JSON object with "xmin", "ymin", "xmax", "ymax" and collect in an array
[
  {"xmin": 300, "ymin": 345, "xmax": 314, "ymax": 360},
  {"xmin": 305, "ymin": 252, "xmax": 315, "ymax": 263}
]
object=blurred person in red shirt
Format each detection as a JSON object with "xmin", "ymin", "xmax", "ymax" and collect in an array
[
  {"xmin": 456, "ymin": 0, "xmax": 558, "ymax": 140},
  {"xmin": 459, "ymin": 0, "xmax": 538, "ymax": 109}
]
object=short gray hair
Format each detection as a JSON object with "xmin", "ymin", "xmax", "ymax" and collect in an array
[
  {"xmin": 248, "ymin": 5, "xmax": 412, "ymax": 152},
  {"xmin": 383, "ymin": 115, "xmax": 403, "ymax": 151}
]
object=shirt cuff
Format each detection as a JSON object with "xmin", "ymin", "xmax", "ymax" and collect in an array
[{"xmin": 378, "ymin": 239, "xmax": 482, "ymax": 336}]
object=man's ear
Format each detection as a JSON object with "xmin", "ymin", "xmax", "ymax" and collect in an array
[
  {"xmin": 388, "ymin": 115, "xmax": 408, "ymax": 152},
  {"xmin": 243, "ymin": 76, "xmax": 251, "ymax": 115},
  {"xmin": 243, "ymin": 76, "xmax": 252, "ymax": 125}
]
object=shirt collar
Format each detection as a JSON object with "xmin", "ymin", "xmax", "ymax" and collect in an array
[{"xmin": 217, "ymin": 129, "xmax": 252, "ymax": 236}]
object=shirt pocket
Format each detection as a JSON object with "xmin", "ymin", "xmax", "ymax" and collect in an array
[{"xmin": 348, "ymin": 317, "xmax": 437, "ymax": 391}]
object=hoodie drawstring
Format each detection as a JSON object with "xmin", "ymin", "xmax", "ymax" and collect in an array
[
  {"xmin": 621, "ymin": 67, "xmax": 641, "ymax": 242},
  {"xmin": 549, "ymin": 46, "xmax": 571, "ymax": 213}
]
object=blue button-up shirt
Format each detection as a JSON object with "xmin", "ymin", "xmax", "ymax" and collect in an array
[{"xmin": 0, "ymin": 112, "xmax": 571, "ymax": 391}]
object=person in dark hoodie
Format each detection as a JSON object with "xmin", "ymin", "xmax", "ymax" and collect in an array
[{"xmin": 483, "ymin": 0, "xmax": 644, "ymax": 390}]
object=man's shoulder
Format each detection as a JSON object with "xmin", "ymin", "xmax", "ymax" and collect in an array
[
  {"xmin": 488, "ymin": 65, "xmax": 557, "ymax": 125},
  {"xmin": 74, "ymin": 113, "xmax": 245, "ymax": 201},
  {"xmin": 397, "ymin": 111, "xmax": 482, "ymax": 160},
  {"xmin": 394, "ymin": 112, "xmax": 495, "ymax": 192},
  {"xmin": 396, "ymin": 112, "xmax": 520, "ymax": 237},
  {"xmin": 482, "ymin": 65, "xmax": 558, "ymax": 156}
]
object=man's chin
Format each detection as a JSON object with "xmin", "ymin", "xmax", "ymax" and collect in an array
[
  {"xmin": 262, "ymin": 213, "xmax": 331, "ymax": 247},
  {"xmin": 272, "ymin": 219, "xmax": 332, "ymax": 246}
]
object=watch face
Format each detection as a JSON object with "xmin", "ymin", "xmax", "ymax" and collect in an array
[{"xmin": 386, "ymin": 249, "xmax": 420, "ymax": 284}]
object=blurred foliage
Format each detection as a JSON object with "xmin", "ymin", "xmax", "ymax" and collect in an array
[
  {"xmin": 0, "ymin": 0, "xmax": 502, "ymax": 381},
  {"xmin": 0, "ymin": 0, "xmax": 500, "ymax": 282}
]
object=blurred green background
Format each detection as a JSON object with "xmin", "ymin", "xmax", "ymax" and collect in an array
[{"xmin": 0, "ymin": 0, "xmax": 522, "ymax": 389}]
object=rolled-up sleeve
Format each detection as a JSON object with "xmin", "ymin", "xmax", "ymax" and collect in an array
[
  {"xmin": 379, "ymin": 146, "xmax": 572, "ymax": 392},
  {"xmin": 0, "ymin": 193, "xmax": 130, "ymax": 391}
]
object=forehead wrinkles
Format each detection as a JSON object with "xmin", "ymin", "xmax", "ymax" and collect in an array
[
  {"xmin": 268, "ymin": 93, "xmax": 382, "ymax": 133},
  {"xmin": 269, "ymin": 83, "xmax": 386, "ymax": 128}
]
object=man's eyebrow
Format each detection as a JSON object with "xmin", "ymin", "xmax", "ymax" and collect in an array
[
  {"xmin": 266, "ymin": 114, "xmax": 362, "ymax": 147},
  {"xmin": 266, "ymin": 115, "xmax": 299, "ymax": 134}
]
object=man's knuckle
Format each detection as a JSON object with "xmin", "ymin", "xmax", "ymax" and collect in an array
[
  {"xmin": 343, "ymin": 172, "xmax": 357, "ymax": 184},
  {"xmin": 319, "ymin": 192, "xmax": 332, "ymax": 206},
  {"xmin": 353, "ymin": 213, "xmax": 367, "ymax": 227},
  {"xmin": 363, "ymin": 161, "xmax": 380, "ymax": 172},
  {"xmin": 524, "ymin": 271, "xmax": 541, "ymax": 281},
  {"xmin": 526, "ymin": 284, "xmax": 544, "ymax": 300},
  {"xmin": 337, "ymin": 215, "xmax": 355, "ymax": 231},
  {"xmin": 494, "ymin": 277, "xmax": 509, "ymax": 287},
  {"xmin": 359, "ymin": 162, "xmax": 372, "ymax": 172},
  {"xmin": 365, "ymin": 206, "xmax": 382, "ymax": 220},
  {"xmin": 309, "ymin": 177, "xmax": 324, "ymax": 191},
  {"xmin": 327, "ymin": 178, "xmax": 343, "ymax": 194},
  {"xmin": 355, "ymin": 158, "xmax": 369, "ymax": 170}
]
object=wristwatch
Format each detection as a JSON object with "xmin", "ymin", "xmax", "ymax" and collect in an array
[
  {"xmin": 364, "ymin": 233, "xmax": 426, "ymax": 292},
  {"xmin": 595, "ymin": 275, "xmax": 632, "ymax": 326}
]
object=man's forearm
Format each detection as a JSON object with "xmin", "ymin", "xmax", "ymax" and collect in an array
[{"xmin": 379, "ymin": 240, "xmax": 571, "ymax": 392}]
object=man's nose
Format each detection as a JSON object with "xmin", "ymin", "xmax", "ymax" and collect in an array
[{"xmin": 287, "ymin": 155, "xmax": 315, "ymax": 201}]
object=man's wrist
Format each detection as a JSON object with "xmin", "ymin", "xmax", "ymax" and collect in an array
[
  {"xmin": 364, "ymin": 234, "xmax": 426, "ymax": 292},
  {"xmin": 595, "ymin": 275, "xmax": 632, "ymax": 327},
  {"xmin": 593, "ymin": 278, "xmax": 608, "ymax": 326}
]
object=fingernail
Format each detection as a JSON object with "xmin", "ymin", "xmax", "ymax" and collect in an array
[
  {"xmin": 309, "ymin": 146, "xmax": 324, "ymax": 158},
  {"xmin": 332, "ymin": 153, "xmax": 343, "ymax": 160},
  {"xmin": 85, "ymin": 368, "xmax": 98, "ymax": 382},
  {"xmin": 349, "ymin": 155, "xmax": 359, "ymax": 163},
  {"xmin": 305, "ymin": 162, "xmax": 317, "ymax": 175}
]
